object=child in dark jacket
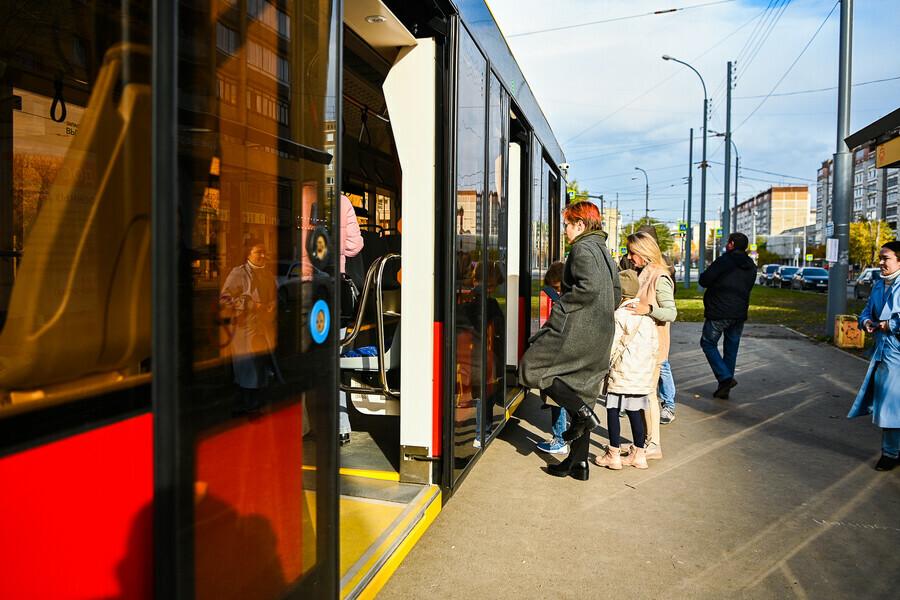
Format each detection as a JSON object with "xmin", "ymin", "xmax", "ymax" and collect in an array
[{"xmin": 536, "ymin": 261, "xmax": 570, "ymax": 455}]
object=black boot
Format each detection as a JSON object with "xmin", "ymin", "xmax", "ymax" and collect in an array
[
  {"xmin": 547, "ymin": 455, "xmax": 589, "ymax": 480},
  {"xmin": 561, "ymin": 405, "xmax": 600, "ymax": 442}
]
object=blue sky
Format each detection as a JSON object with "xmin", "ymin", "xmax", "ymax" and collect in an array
[{"xmin": 486, "ymin": 0, "xmax": 900, "ymax": 228}]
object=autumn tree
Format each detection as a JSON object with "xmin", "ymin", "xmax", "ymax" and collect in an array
[
  {"xmin": 850, "ymin": 219, "xmax": 896, "ymax": 267},
  {"xmin": 619, "ymin": 216, "xmax": 674, "ymax": 254}
]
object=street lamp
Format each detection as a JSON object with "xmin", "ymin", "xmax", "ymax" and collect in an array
[
  {"xmin": 633, "ymin": 167, "xmax": 649, "ymax": 220},
  {"xmin": 663, "ymin": 54, "xmax": 708, "ymax": 269}
]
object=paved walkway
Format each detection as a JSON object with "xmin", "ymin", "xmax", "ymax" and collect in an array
[{"xmin": 379, "ymin": 323, "xmax": 900, "ymax": 600}]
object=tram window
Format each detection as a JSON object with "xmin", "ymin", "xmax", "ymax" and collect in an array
[
  {"xmin": 453, "ymin": 27, "xmax": 487, "ymax": 477},
  {"xmin": 0, "ymin": 4, "xmax": 153, "ymax": 412}
]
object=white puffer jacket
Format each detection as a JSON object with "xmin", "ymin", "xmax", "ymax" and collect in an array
[{"xmin": 606, "ymin": 299, "xmax": 660, "ymax": 395}]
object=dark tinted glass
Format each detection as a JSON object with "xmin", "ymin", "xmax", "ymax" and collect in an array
[
  {"xmin": 486, "ymin": 72, "xmax": 507, "ymax": 433},
  {"xmin": 176, "ymin": 1, "xmax": 340, "ymax": 596},
  {"xmin": 0, "ymin": 2, "xmax": 152, "ymax": 415},
  {"xmin": 453, "ymin": 27, "xmax": 486, "ymax": 479}
]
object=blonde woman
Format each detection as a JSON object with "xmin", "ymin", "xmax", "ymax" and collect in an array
[{"xmin": 621, "ymin": 231, "xmax": 677, "ymax": 462}]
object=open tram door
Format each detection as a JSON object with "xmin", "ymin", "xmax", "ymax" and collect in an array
[{"xmin": 334, "ymin": 4, "xmax": 447, "ymax": 596}]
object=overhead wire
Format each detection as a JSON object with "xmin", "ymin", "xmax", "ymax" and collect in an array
[
  {"xmin": 561, "ymin": 4, "xmax": 768, "ymax": 146},
  {"xmin": 506, "ymin": 0, "xmax": 739, "ymax": 38},
  {"xmin": 734, "ymin": 75, "xmax": 900, "ymax": 99},
  {"xmin": 734, "ymin": 0, "xmax": 839, "ymax": 132}
]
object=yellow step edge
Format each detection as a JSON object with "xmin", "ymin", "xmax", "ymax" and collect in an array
[
  {"xmin": 506, "ymin": 386, "xmax": 528, "ymax": 420},
  {"xmin": 302, "ymin": 464, "xmax": 401, "ymax": 482},
  {"xmin": 346, "ymin": 486, "xmax": 442, "ymax": 600}
]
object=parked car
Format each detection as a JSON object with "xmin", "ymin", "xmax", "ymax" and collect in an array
[
  {"xmin": 791, "ymin": 267, "xmax": 829, "ymax": 292},
  {"xmin": 759, "ymin": 264, "xmax": 781, "ymax": 286},
  {"xmin": 772, "ymin": 266, "xmax": 799, "ymax": 288},
  {"xmin": 854, "ymin": 267, "xmax": 881, "ymax": 300},
  {"xmin": 276, "ymin": 260, "xmax": 333, "ymax": 305}
]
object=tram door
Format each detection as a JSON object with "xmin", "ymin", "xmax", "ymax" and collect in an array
[{"xmin": 452, "ymin": 26, "xmax": 512, "ymax": 481}]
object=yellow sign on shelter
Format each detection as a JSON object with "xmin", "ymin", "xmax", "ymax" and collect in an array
[{"xmin": 876, "ymin": 136, "xmax": 900, "ymax": 168}]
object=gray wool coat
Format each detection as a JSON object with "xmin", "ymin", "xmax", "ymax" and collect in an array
[{"xmin": 519, "ymin": 230, "xmax": 621, "ymax": 405}]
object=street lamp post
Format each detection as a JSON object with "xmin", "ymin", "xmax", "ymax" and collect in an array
[
  {"xmin": 634, "ymin": 167, "xmax": 649, "ymax": 220},
  {"xmin": 663, "ymin": 54, "xmax": 708, "ymax": 270}
]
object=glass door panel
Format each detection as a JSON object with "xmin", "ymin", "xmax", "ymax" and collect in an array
[
  {"xmin": 175, "ymin": 1, "xmax": 340, "ymax": 597},
  {"xmin": 452, "ymin": 27, "xmax": 486, "ymax": 480}
]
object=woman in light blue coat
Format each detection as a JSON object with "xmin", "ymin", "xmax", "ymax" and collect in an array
[{"xmin": 849, "ymin": 241, "xmax": 900, "ymax": 471}]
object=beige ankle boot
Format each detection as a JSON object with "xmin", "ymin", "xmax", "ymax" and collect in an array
[
  {"xmin": 627, "ymin": 446, "xmax": 648, "ymax": 469},
  {"xmin": 592, "ymin": 445, "xmax": 622, "ymax": 470}
]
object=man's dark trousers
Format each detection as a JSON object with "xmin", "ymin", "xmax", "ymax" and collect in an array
[{"xmin": 700, "ymin": 318, "xmax": 744, "ymax": 383}]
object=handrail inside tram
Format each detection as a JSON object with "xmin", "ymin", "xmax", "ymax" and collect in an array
[{"xmin": 340, "ymin": 253, "xmax": 401, "ymax": 399}]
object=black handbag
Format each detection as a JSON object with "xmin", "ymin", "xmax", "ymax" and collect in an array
[{"xmin": 340, "ymin": 273, "xmax": 360, "ymax": 318}]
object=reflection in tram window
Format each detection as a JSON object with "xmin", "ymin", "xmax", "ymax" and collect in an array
[
  {"xmin": 181, "ymin": 0, "xmax": 339, "ymax": 596},
  {"xmin": 454, "ymin": 28, "xmax": 486, "ymax": 477},
  {"xmin": 0, "ymin": 35, "xmax": 152, "ymax": 408}
]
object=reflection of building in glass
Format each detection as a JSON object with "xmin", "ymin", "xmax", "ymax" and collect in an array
[
  {"xmin": 457, "ymin": 190, "xmax": 479, "ymax": 234},
  {"xmin": 176, "ymin": 0, "xmax": 331, "ymax": 269}
]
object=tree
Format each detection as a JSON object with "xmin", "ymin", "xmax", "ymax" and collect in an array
[
  {"xmin": 619, "ymin": 216, "xmax": 674, "ymax": 255},
  {"xmin": 755, "ymin": 237, "xmax": 780, "ymax": 266},
  {"xmin": 850, "ymin": 219, "xmax": 896, "ymax": 267}
]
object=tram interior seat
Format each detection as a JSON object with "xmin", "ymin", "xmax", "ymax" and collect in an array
[
  {"xmin": 0, "ymin": 44, "xmax": 152, "ymax": 403},
  {"xmin": 340, "ymin": 252, "xmax": 401, "ymax": 416}
]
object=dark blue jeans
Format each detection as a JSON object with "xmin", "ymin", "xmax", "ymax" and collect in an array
[{"xmin": 700, "ymin": 319, "xmax": 745, "ymax": 383}]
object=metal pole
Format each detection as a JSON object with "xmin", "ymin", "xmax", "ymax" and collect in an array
[
  {"xmin": 722, "ymin": 61, "xmax": 732, "ymax": 249},
  {"xmin": 733, "ymin": 153, "xmax": 739, "ymax": 234},
  {"xmin": 700, "ymin": 97, "xmax": 708, "ymax": 271},
  {"xmin": 685, "ymin": 128, "xmax": 694, "ymax": 289},
  {"xmin": 826, "ymin": 0, "xmax": 853, "ymax": 331},
  {"xmin": 635, "ymin": 167, "xmax": 649, "ymax": 221}
]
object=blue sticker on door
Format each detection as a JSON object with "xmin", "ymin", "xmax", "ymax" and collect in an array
[{"xmin": 309, "ymin": 299, "xmax": 330, "ymax": 344}]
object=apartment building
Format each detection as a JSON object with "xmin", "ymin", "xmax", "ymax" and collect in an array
[
  {"xmin": 734, "ymin": 186, "xmax": 811, "ymax": 242},
  {"xmin": 816, "ymin": 144, "xmax": 900, "ymax": 242}
]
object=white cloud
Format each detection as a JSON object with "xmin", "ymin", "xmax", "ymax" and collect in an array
[{"xmin": 487, "ymin": 0, "xmax": 900, "ymax": 224}]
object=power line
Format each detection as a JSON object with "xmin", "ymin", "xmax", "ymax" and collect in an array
[
  {"xmin": 507, "ymin": 0, "xmax": 738, "ymax": 38},
  {"xmin": 735, "ymin": 1, "xmax": 839, "ymax": 132},
  {"xmin": 707, "ymin": 160, "xmax": 813, "ymax": 182},
  {"xmin": 734, "ymin": 75, "xmax": 900, "ymax": 99},
  {"xmin": 561, "ymin": 5, "xmax": 766, "ymax": 145}
]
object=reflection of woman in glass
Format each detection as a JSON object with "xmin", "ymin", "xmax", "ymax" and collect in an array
[
  {"xmin": 220, "ymin": 239, "xmax": 283, "ymax": 417},
  {"xmin": 314, "ymin": 233, "xmax": 328, "ymax": 261},
  {"xmin": 338, "ymin": 194, "xmax": 363, "ymax": 445},
  {"xmin": 467, "ymin": 261, "xmax": 505, "ymax": 447},
  {"xmin": 519, "ymin": 201, "xmax": 620, "ymax": 480}
]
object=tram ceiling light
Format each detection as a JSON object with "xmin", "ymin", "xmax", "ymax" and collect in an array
[{"xmin": 365, "ymin": 15, "xmax": 387, "ymax": 24}]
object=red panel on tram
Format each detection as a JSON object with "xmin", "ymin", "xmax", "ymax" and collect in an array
[
  {"xmin": 0, "ymin": 413, "xmax": 154, "ymax": 600},
  {"xmin": 433, "ymin": 322, "xmax": 443, "ymax": 455}
]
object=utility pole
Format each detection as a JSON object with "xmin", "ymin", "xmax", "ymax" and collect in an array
[
  {"xmin": 616, "ymin": 192, "xmax": 620, "ymax": 256},
  {"xmin": 826, "ymin": 0, "xmax": 853, "ymax": 330},
  {"xmin": 722, "ymin": 61, "xmax": 733, "ymax": 248},
  {"xmin": 733, "ymin": 153, "xmax": 739, "ymax": 233},
  {"xmin": 685, "ymin": 128, "xmax": 694, "ymax": 289}
]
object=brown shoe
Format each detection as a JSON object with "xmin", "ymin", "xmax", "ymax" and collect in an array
[
  {"xmin": 644, "ymin": 442, "xmax": 662, "ymax": 460},
  {"xmin": 627, "ymin": 446, "xmax": 648, "ymax": 469},
  {"xmin": 592, "ymin": 445, "xmax": 622, "ymax": 470}
]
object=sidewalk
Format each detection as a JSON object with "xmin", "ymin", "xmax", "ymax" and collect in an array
[{"xmin": 378, "ymin": 323, "xmax": 900, "ymax": 600}]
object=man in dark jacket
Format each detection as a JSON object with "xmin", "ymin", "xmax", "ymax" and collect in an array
[{"xmin": 698, "ymin": 232, "xmax": 757, "ymax": 399}]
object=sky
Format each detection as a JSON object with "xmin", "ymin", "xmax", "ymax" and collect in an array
[{"xmin": 485, "ymin": 0, "xmax": 900, "ymax": 228}]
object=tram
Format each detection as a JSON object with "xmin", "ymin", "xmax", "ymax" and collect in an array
[{"xmin": 0, "ymin": 1, "xmax": 565, "ymax": 598}]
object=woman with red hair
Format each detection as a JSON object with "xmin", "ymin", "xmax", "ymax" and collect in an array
[{"xmin": 519, "ymin": 201, "xmax": 621, "ymax": 480}]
